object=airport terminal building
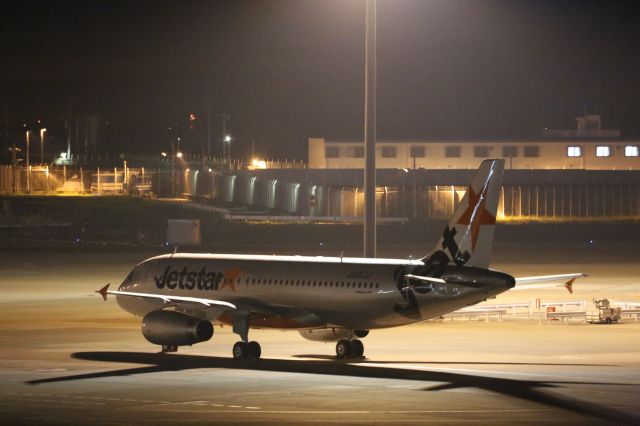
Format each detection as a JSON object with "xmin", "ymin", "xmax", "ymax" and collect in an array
[
  {"xmin": 195, "ymin": 116, "xmax": 639, "ymax": 221},
  {"xmin": 308, "ymin": 116, "xmax": 640, "ymax": 171}
]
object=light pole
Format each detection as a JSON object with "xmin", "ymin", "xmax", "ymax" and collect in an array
[
  {"xmin": 40, "ymin": 128, "xmax": 47, "ymax": 163},
  {"xmin": 224, "ymin": 135, "xmax": 232, "ymax": 161},
  {"xmin": 25, "ymin": 129, "xmax": 31, "ymax": 193},
  {"xmin": 171, "ymin": 137, "xmax": 182, "ymax": 197},
  {"xmin": 218, "ymin": 113, "xmax": 230, "ymax": 160},
  {"xmin": 363, "ymin": 0, "xmax": 377, "ymax": 258}
]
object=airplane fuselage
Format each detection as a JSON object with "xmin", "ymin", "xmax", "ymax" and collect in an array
[{"xmin": 117, "ymin": 253, "xmax": 515, "ymax": 331}]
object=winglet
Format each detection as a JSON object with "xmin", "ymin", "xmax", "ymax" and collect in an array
[
  {"xmin": 564, "ymin": 278, "xmax": 576, "ymax": 294},
  {"xmin": 96, "ymin": 283, "xmax": 110, "ymax": 301}
]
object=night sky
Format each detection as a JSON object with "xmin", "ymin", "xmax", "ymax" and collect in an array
[{"xmin": 2, "ymin": 0, "xmax": 639, "ymax": 159}]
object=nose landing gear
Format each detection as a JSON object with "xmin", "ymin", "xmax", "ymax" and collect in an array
[{"xmin": 336, "ymin": 339, "xmax": 364, "ymax": 359}]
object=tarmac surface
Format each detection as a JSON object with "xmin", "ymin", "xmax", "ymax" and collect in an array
[{"xmin": 1, "ymin": 241, "xmax": 639, "ymax": 425}]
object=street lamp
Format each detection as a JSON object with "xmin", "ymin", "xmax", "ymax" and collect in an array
[
  {"xmin": 224, "ymin": 135, "xmax": 232, "ymax": 160},
  {"xmin": 40, "ymin": 128, "xmax": 47, "ymax": 163},
  {"xmin": 25, "ymin": 129, "xmax": 31, "ymax": 193}
]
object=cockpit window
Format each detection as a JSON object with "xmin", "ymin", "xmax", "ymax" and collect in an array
[{"xmin": 125, "ymin": 271, "xmax": 134, "ymax": 282}]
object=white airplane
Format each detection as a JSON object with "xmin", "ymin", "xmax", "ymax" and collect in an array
[{"xmin": 97, "ymin": 159, "xmax": 585, "ymax": 360}]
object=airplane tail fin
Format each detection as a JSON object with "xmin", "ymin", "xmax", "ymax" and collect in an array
[{"xmin": 424, "ymin": 159, "xmax": 504, "ymax": 269}]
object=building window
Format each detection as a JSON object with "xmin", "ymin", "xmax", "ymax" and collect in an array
[
  {"xmin": 596, "ymin": 145, "xmax": 611, "ymax": 157},
  {"xmin": 474, "ymin": 145, "xmax": 490, "ymax": 158},
  {"xmin": 325, "ymin": 146, "xmax": 339, "ymax": 158},
  {"xmin": 381, "ymin": 146, "xmax": 397, "ymax": 158},
  {"xmin": 445, "ymin": 146, "xmax": 461, "ymax": 158},
  {"xmin": 625, "ymin": 145, "xmax": 639, "ymax": 157},
  {"xmin": 502, "ymin": 145, "xmax": 518, "ymax": 157},
  {"xmin": 524, "ymin": 145, "xmax": 539, "ymax": 157},
  {"xmin": 350, "ymin": 146, "xmax": 364, "ymax": 158},
  {"xmin": 567, "ymin": 146, "xmax": 582, "ymax": 157},
  {"xmin": 409, "ymin": 145, "xmax": 425, "ymax": 158}
]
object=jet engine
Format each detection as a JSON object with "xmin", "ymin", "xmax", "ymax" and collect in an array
[
  {"xmin": 299, "ymin": 328, "xmax": 369, "ymax": 342},
  {"xmin": 142, "ymin": 310, "xmax": 213, "ymax": 347}
]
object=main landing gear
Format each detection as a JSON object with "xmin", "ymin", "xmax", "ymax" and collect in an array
[
  {"xmin": 232, "ymin": 341, "xmax": 262, "ymax": 360},
  {"xmin": 336, "ymin": 339, "xmax": 364, "ymax": 359},
  {"xmin": 231, "ymin": 313, "xmax": 261, "ymax": 360}
]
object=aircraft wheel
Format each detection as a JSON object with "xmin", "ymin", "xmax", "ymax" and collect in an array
[
  {"xmin": 336, "ymin": 339, "xmax": 352, "ymax": 359},
  {"xmin": 350, "ymin": 339, "xmax": 364, "ymax": 358},
  {"xmin": 233, "ymin": 341, "xmax": 248, "ymax": 360},
  {"xmin": 248, "ymin": 341, "xmax": 261, "ymax": 359}
]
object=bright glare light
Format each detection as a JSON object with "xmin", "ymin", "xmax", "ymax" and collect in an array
[
  {"xmin": 224, "ymin": 135, "xmax": 232, "ymax": 142},
  {"xmin": 208, "ymin": 168, "xmax": 212, "ymax": 172},
  {"xmin": 60, "ymin": 152, "xmax": 67, "ymax": 160},
  {"xmin": 251, "ymin": 158, "xmax": 267, "ymax": 169},
  {"xmin": 176, "ymin": 152, "xmax": 183, "ymax": 158},
  {"xmin": 161, "ymin": 152, "xmax": 167, "ymax": 157}
]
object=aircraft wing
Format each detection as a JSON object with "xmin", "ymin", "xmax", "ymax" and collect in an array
[
  {"xmin": 512, "ymin": 273, "xmax": 587, "ymax": 294},
  {"xmin": 95, "ymin": 284, "xmax": 236, "ymax": 309}
]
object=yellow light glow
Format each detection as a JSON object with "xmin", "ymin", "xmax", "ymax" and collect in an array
[{"xmin": 250, "ymin": 158, "xmax": 267, "ymax": 169}]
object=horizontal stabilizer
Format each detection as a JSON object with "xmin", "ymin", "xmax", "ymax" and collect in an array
[
  {"xmin": 404, "ymin": 274, "xmax": 446, "ymax": 284},
  {"xmin": 513, "ymin": 273, "xmax": 586, "ymax": 294},
  {"xmin": 514, "ymin": 273, "xmax": 587, "ymax": 285}
]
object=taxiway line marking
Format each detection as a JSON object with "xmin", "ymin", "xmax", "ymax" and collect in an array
[
  {"xmin": 148, "ymin": 408, "xmax": 554, "ymax": 415},
  {"xmin": 2, "ymin": 397, "xmax": 105, "ymax": 406}
]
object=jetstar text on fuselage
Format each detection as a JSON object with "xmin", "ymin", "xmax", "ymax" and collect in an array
[{"xmin": 154, "ymin": 266, "xmax": 225, "ymax": 291}]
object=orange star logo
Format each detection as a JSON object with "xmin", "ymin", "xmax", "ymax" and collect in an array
[
  {"xmin": 456, "ymin": 183, "xmax": 496, "ymax": 251},
  {"xmin": 219, "ymin": 268, "xmax": 242, "ymax": 292}
]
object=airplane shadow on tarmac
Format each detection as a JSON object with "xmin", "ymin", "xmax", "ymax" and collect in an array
[
  {"xmin": 293, "ymin": 354, "xmax": 616, "ymax": 367},
  {"xmin": 27, "ymin": 351, "xmax": 639, "ymax": 425}
]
